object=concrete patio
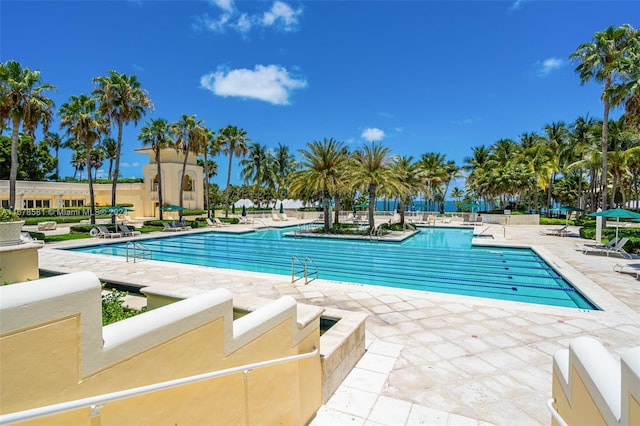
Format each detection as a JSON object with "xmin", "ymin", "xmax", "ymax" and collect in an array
[{"xmin": 36, "ymin": 221, "xmax": 640, "ymax": 425}]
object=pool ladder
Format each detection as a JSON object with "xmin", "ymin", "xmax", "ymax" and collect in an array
[
  {"xmin": 291, "ymin": 256, "xmax": 318, "ymax": 284},
  {"xmin": 125, "ymin": 241, "xmax": 152, "ymax": 263}
]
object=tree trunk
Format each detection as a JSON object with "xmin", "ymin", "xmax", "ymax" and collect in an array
[
  {"xmin": 86, "ymin": 145, "xmax": 96, "ymax": 225},
  {"xmin": 601, "ymin": 78, "xmax": 611, "ymax": 211},
  {"xmin": 323, "ymin": 190, "xmax": 330, "ymax": 232},
  {"xmin": 9, "ymin": 116, "xmax": 20, "ymax": 210},
  {"xmin": 110, "ymin": 118, "xmax": 124, "ymax": 223},
  {"xmin": 334, "ymin": 195, "xmax": 341, "ymax": 225},
  {"xmin": 179, "ymin": 148, "xmax": 189, "ymax": 220},
  {"xmin": 204, "ymin": 152, "xmax": 210, "ymax": 218},
  {"xmin": 156, "ymin": 148, "xmax": 163, "ymax": 220},
  {"xmin": 224, "ymin": 149, "xmax": 234, "ymax": 218},
  {"xmin": 368, "ymin": 183, "xmax": 376, "ymax": 233}
]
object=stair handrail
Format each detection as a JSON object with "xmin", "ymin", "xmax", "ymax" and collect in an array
[{"xmin": 0, "ymin": 348, "xmax": 318, "ymax": 425}]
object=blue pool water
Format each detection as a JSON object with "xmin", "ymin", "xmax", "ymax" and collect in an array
[{"xmin": 67, "ymin": 227, "xmax": 597, "ymax": 310}]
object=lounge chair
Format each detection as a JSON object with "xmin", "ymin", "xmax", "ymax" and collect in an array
[
  {"xmin": 540, "ymin": 225, "xmax": 569, "ymax": 237},
  {"xmin": 97, "ymin": 225, "xmax": 122, "ymax": 238},
  {"xmin": 279, "ymin": 213, "xmax": 289, "ymax": 221},
  {"xmin": 162, "ymin": 222, "xmax": 183, "ymax": 232},
  {"xmin": 205, "ymin": 218, "xmax": 219, "ymax": 227},
  {"xmin": 37, "ymin": 221, "xmax": 56, "ymax": 231},
  {"xmin": 213, "ymin": 218, "xmax": 230, "ymax": 227},
  {"xmin": 238, "ymin": 216, "xmax": 250, "ymax": 224},
  {"xmin": 272, "ymin": 213, "xmax": 282, "ymax": 222},
  {"xmin": 574, "ymin": 237, "xmax": 619, "ymax": 252},
  {"xmin": 118, "ymin": 223, "xmax": 141, "ymax": 237},
  {"xmin": 613, "ymin": 263, "xmax": 640, "ymax": 279},
  {"xmin": 583, "ymin": 237, "xmax": 631, "ymax": 259}
]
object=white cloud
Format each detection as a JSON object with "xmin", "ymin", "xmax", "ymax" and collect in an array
[
  {"xmin": 210, "ymin": 0, "xmax": 234, "ymax": 13},
  {"xmin": 262, "ymin": 1, "xmax": 301, "ymax": 31},
  {"xmin": 196, "ymin": 1, "xmax": 301, "ymax": 35},
  {"xmin": 537, "ymin": 57, "xmax": 563, "ymax": 77},
  {"xmin": 120, "ymin": 162, "xmax": 139, "ymax": 168},
  {"xmin": 361, "ymin": 127, "xmax": 385, "ymax": 142},
  {"xmin": 200, "ymin": 64, "xmax": 307, "ymax": 105},
  {"xmin": 510, "ymin": 0, "xmax": 526, "ymax": 11}
]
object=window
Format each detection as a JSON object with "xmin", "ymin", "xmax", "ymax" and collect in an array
[
  {"xmin": 152, "ymin": 175, "xmax": 159, "ymax": 192},
  {"xmin": 63, "ymin": 199, "xmax": 84, "ymax": 207},
  {"xmin": 23, "ymin": 199, "xmax": 51, "ymax": 209},
  {"xmin": 183, "ymin": 175, "xmax": 193, "ymax": 192}
]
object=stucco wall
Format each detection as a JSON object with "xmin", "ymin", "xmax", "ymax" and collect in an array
[{"xmin": 0, "ymin": 272, "xmax": 321, "ymax": 425}]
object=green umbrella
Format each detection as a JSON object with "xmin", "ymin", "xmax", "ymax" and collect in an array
[
  {"xmin": 589, "ymin": 207, "xmax": 640, "ymax": 240},
  {"xmin": 241, "ymin": 205, "xmax": 247, "ymax": 217},
  {"xmin": 161, "ymin": 205, "xmax": 184, "ymax": 211},
  {"xmin": 279, "ymin": 203, "xmax": 284, "ymax": 214},
  {"xmin": 232, "ymin": 205, "xmax": 236, "ymax": 214}
]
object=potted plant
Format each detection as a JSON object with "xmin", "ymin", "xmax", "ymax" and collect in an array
[{"xmin": 0, "ymin": 208, "xmax": 25, "ymax": 246}]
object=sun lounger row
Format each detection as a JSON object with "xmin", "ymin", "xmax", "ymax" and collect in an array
[
  {"xmin": 162, "ymin": 221, "xmax": 192, "ymax": 232},
  {"xmin": 272, "ymin": 213, "xmax": 289, "ymax": 221},
  {"xmin": 205, "ymin": 218, "xmax": 230, "ymax": 227},
  {"xmin": 95, "ymin": 224, "xmax": 143, "ymax": 238}
]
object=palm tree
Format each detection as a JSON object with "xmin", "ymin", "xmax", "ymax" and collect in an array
[
  {"xmin": 240, "ymin": 142, "xmax": 275, "ymax": 207},
  {"xmin": 100, "ymin": 137, "xmax": 118, "ymax": 180},
  {"xmin": 93, "ymin": 70, "xmax": 153, "ymax": 216},
  {"xmin": 541, "ymin": 121, "xmax": 569, "ymax": 211},
  {"xmin": 570, "ymin": 24, "xmax": 639, "ymax": 210},
  {"xmin": 289, "ymin": 138, "xmax": 348, "ymax": 232},
  {"xmin": 203, "ymin": 128, "xmax": 221, "ymax": 217},
  {"xmin": 391, "ymin": 155, "xmax": 420, "ymax": 224},
  {"xmin": 170, "ymin": 115, "xmax": 208, "ymax": 216},
  {"xmin": 0, "ymin": 60, "xmax": 56, "ymax": 209},
  {"xmin": 138, "ymin": 118, "xmax": 173, "ymax": 220},
  {"xmin": 217, "ymin": 125, "xmax": 251, "ymax": 217},
  {"xmin": 59, "ymin": 94, "xmax": 107, "ymax": 224},
  {"xmin": 44, "ymin": 132, "xmax": 62, "ymax": 181},
  {"xmin": 350, "ymin": 143, "xmax": 397, "ymax": 232},
  {"xmin": 272, "ymin": 143, "xmax": 296, "ymax": 204}
]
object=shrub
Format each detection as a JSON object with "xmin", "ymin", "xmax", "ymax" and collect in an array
[
  {"xmin": 102, "ymin": 287, "xmax": 141, "ymax": 325},
  {"xmin": 0, "ymin": 208, "xmax": 21, "ymax": 222}
]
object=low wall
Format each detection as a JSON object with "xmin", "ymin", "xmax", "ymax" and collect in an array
[
  {"xmin": 481, "ymin": 213, "xmax": 540, "ymax": 225},
  {"xmin": 143, "ymin": 288, "xmax": 368, "ymax": 403},
  {"xmin": 551, "ymin": 336, "xmax": 640, "ymax": 426},
  {"xmin": 0, "ymin": 272, "xmax": 322, "ymax": 425}
]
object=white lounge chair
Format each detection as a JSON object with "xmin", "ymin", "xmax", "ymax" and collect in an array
[
  {"xmin": 613, "ymin": 263, "xmax": 640, "ymax": 279},
  {"xmin": 162, "ymin": 222, "xmax": 184, "ymax": 232},
  {"xmin": 583, "ymin": 237, "xmax": 631, "ymax": 258},
  {"xmin": 118, "ymin": 224, "xmax": 141, "ymax": 237},
  {"xmin": 21, "ymin": 231, "xmax": 44, "ymax": 245},
  {"xmin": 213, "ymin": 218, "xmax": 230, "ymax": 227},
  {"xmin": 272, "ymin": 213, "xmax": 282, "ymax": 222},
  {"xmin": 540, "ymin": 225, "xmax": 569, "ymax": 237},
  {"xmin": 279, "ymin": 213, "xmax": 289, "ymax": 221},
  {"xmin": 205, "ymin": 218, "xmax": 219, "ymax": 227},
  {"xmin": 574, "ymin": 237, "xmax": 619, "ymax": 252},
  {"xmin": 97, "ymin": 225, "xmax": 122, "ymax": 238}
]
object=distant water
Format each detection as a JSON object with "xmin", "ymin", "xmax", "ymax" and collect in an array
[{"xmin": 374, "ymin": 200, "xmax": 459, "ymax": 212}]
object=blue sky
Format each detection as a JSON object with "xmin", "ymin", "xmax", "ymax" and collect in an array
[{"xmin": 1, "ymin": 0, "xmax": 638, "ymax": 190}]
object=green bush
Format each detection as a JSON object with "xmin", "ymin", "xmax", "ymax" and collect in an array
[
  {"xmin": 102, "ymin": 287, "xmax": 141, "ymax": 325},
  {"xmin": 579, "ymin": 226, "xmax": 640, "ymax": 254}
]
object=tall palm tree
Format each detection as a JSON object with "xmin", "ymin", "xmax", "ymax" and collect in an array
[
  {"xmin": 170, "ymin": 115, "xmax": 208, "ymax": 216},
  {"xmin": 240, "ymin": 142, "xmax": 275, "ymax": 207},
  {"xmin": 100, "ymin": 137, "xmax": 118, "ymax": 180},
  {"xmin": 203, "ymin": 128, "xmax": 221, "ymax": 217},
  {"xmin": 391, "ymin": 155, "xmax": 420, "ymax": 224},
  {"xmin": 0, "ymin": 60, "xmax": 56, "ymax": 209},
  {"xmin": 272, "ymin": 143, "xmax": 296, "ymax": 204},
  {"xmin": 570, "ymin": 24, "xmax": 639, "ymax": 210},
  {"xmin": 217, "ymin": 125, "xmax": 251, "ymax": 217},
  {"xmin": 289, "ymin": 138, "xmax": 348, "ymax": 232},
  {"xmin": 93, "ymin": 70, "xmax": 153, "ymax": 215},
  {"xmin": 44, "ymin": 132, "xmax": 62, "ymax": 181},
  {"xmin": 138, "ymin": 118, "xmax": 173, "ymax": 220},
  {"xmin": 59, "ymin": 94, "xmax": 107, "ymax": 224},
  {"xmin": 350, "ymin": 143, "xmax": 397, "ymax": 232},
  {"xmin": 541, "ymin": 121, "xmax": 569, "ymax": 211}
]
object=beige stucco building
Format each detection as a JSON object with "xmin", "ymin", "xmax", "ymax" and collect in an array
[{"xmin": 0, "ymin": 148, "xmax": 204, "ymax": 217}]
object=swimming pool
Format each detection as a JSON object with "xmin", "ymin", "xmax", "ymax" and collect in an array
[{"xmin": 67, "ymin": 227, "xmax": 597, "ymax": 310}]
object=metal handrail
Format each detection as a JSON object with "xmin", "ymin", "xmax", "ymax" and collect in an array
[
  {"xmin": 125, "ymin": 241, "xmax": 152, "ymax": 263},
  {"xmin": 304, "ymin": 257, "xmax": 318, "ymax": 284},
  {"xmin": 476, "ymin": 225, "xmax": 506, "ymax": 239},
  {"xmin": 0, "ymin": 348, "xmax": 318, "ymax": 425},
  {"xmin": 291, "ymin": 256, "xmax": 318, "ymax": 284},
  {"xmin": 546, "ymin": 398, "xmax": 568, "ymax": 426}
]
